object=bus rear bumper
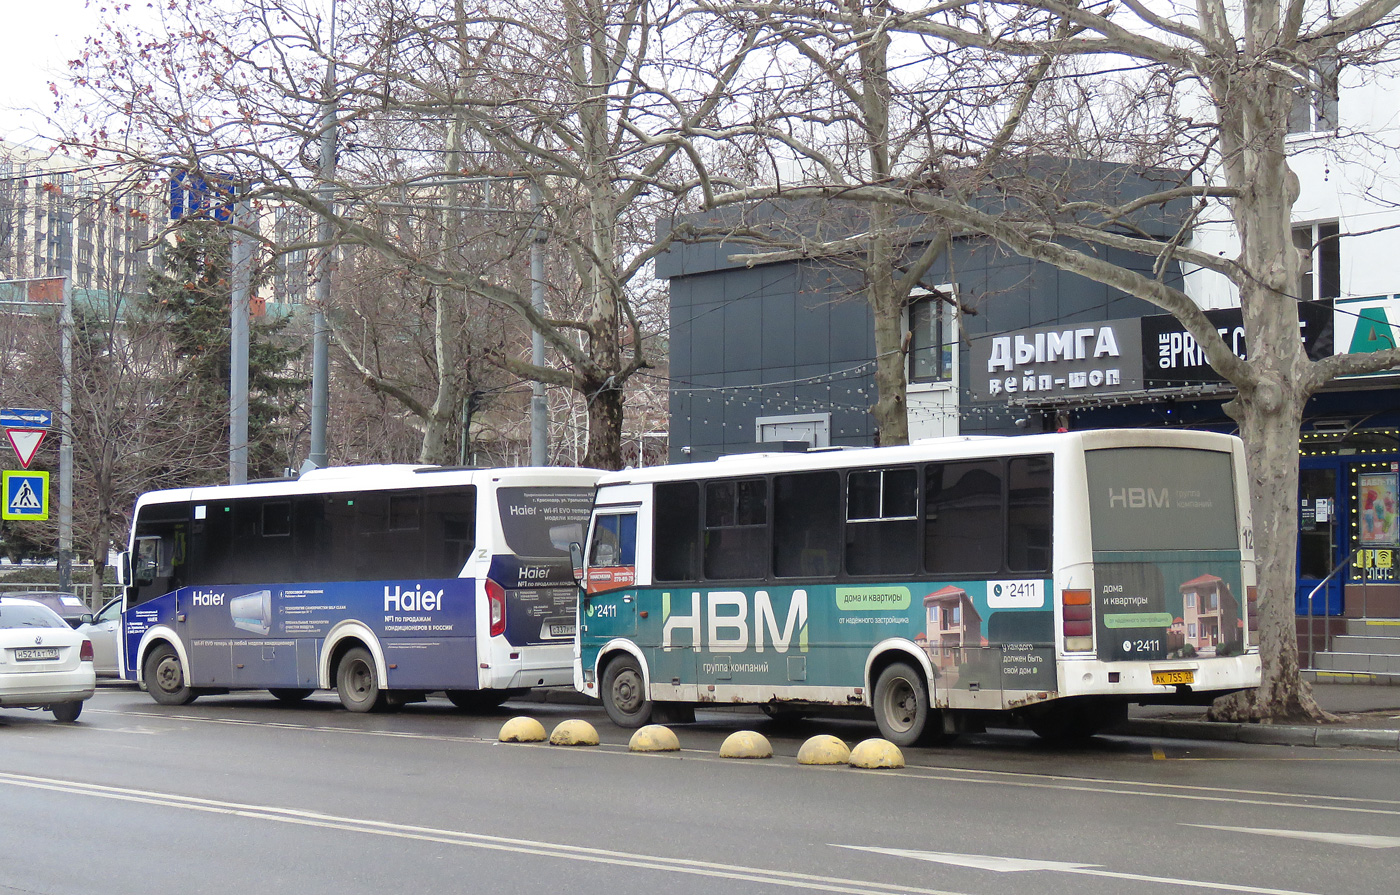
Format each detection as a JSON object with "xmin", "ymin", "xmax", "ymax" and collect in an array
[{"xmin": 1057, "ymin": 653, "xmax": 1262, "ymax": 701}]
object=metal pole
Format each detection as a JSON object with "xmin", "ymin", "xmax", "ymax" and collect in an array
[
  {"xmin": 308, "ymin": 3, "xmax": 337, "ymax": 470},
  {"xmin": 58, "ymin": 277, "xmax": 73, "ymax": 592},
  {"xmin": 230, "ymin": 199, "xmax": 251, "ymax": 485},
  {"xmin": 530, "ymin": 184, "xmax": 548, "ymax": 466}
]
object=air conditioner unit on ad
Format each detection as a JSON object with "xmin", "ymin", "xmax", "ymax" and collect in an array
[{"xmin": 230, "ymin": 590, "xmax": 273, "ymax": 636}]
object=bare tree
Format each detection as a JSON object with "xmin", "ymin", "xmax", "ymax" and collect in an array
[
  {"xmin": 58, "ymin": 0, "xmax": 756, "ymax": 470},
  {"xmin": 714, "ymin": 0, "xmax": 1400, "ymax": 721}
]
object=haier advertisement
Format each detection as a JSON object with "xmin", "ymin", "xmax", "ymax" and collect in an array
[{"xmin": 124, "ymin": 578, "xmax": 478, "ymax": 687}]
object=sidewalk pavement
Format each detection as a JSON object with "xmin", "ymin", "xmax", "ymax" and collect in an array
[{"xmin": 1124, "ymin": 682, "xmax": 1400, "ymax": 750}]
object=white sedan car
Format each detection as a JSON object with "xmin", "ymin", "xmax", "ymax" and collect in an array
[
  {"xmin": 0, "ymin": 596, "xmax": 97, "ymax": 722},
  {"xmin": 76, "ymin": 597, "xmax": 123, "ymax": 677}
]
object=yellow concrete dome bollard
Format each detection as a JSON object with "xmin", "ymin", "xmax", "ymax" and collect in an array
[
  {"xmin": 629, "ymin": 724, "xmax": 681, "ymax": 752},
  {"xmin": 550, "ymin": 719, "xmax": 601, "ymax": 746},
  {"xmin": 797, "ymin": 734, "xmax": 852, "ymax": 765},
  {"xmin": 498, "ymin": 716, "xmax": 547, "ymax": 743},
  {"xmin": 848, "ymin": 738, "xmax": 905, "ymax": 769},
  {"xmin": 719, "ymin": 730, "xmax": 773, "ymax": 759}
]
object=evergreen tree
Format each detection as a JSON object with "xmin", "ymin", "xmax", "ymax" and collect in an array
[{"xmin": 139, "ymin": 221, "xmax": 307, "ymax": 481}]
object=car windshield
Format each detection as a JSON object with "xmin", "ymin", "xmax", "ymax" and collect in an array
[{"xmin": 0, "ymin": 604, "xmax": 67, "ymax": 629}]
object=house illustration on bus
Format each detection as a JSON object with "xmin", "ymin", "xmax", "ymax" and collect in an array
[
  {"xmin": 922, "ymin": 585, "xmax": 986, "ymax": 684},
  {"xmin": 1180, "ymin": 573, "xmax": 1243, "ymax": 657}
]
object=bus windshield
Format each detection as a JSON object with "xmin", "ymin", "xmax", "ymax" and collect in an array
[{"xmin": 1085, "ymin": 448, "xmax": 1238, "ymax": 551}]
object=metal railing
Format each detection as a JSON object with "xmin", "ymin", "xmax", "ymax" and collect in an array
[{"xmin": 1302, "ymin": 547, "xmax": 1358, "ymax": 670}]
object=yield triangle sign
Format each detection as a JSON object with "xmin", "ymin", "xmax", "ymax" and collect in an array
[{"xmin": 6, "ymin": 428, "xmax": 47, "ymax": 469}]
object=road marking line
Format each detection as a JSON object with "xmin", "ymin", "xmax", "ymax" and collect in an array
[
  {"xmin": 0, "ymin": 771, "xmax": 966, "ymax": 895},
  {"xmin": 1184, "ymin": 823, "xmax": 1400, "ymax": 849},
  {"xmin": 837, "ymin": 845, "xmax": 1323, "ymax": 895},
  {"xmin": 85, "ymin": 708, "xmax": 1400, "ymax": 818}
]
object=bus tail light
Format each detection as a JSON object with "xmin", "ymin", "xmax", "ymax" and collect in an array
[
  {"xmin": 79, "ymin": 639, "xmax": 94, "ymax": 662},
  {"xmin": 1061, "ymin": 589, "xmax": 1094, "ymax": 652},
  {"xmin": 486, "ymin": 579, "xmax": 507, "ymax": 637}
]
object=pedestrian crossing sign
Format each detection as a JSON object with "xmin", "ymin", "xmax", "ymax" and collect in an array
[{"xmin": 2, "ymin": 470, "xmax": 48, "ymax": 521}]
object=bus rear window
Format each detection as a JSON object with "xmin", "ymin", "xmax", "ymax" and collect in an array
[
  {"xmin": 1086, "ymin": 448, "xmax": 1238, "ymax": 551},
  {"xmin": 496, "ymin": 487, "xmax": 593, "ymax": 557}
]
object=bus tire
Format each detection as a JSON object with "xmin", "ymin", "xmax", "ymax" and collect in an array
[
  {"xmin": 269, "ymin": 688, "xmax": 315, "ymax": 703},
  {"xmin": 336, "ymin": 647, "xmax": 386, "ymax": 713},
  {"xmin": 446, "ymin": 689, "xmax": 515, "ymax": 711},
  {"xmin": 144, "ymin": 643, "xmax": 198, "ymax": 706},
  {"xmin": 51, "ymin": 701, "xmax": 83, "ymax": 723},
  {"xmin": 601, "ymin": 655, "xmax": 652, "ymax": 728},
  {"xmin": 873, "ymin": 662, "xmax": 932, "ymax": 747}
]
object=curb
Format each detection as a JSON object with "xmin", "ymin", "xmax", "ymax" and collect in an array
[{"xmin": 1122, "ymin": 719, "xmax": 1400, "ymax": 751}]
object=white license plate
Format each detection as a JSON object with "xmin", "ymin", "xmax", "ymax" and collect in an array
[
  {"xmin": 14, "ymin": 647, "xmax": 60, "ymax": 661},
  {"xmin": 549, "ymin": 624, "xmax": 576, "ymax": 637}
]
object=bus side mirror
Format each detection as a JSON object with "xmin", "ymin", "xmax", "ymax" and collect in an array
[
  {"xmin": 569, "ymin": 542, "xmax": 585, "ymax": 585},
  {"xmin": 115, "ymin": 552, "xmax": 130, "ymax": 587}
]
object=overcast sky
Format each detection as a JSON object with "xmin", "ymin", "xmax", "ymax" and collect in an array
[{"xmin": 1, "ymin": 1, "xmax": 100, "ymax": 148}]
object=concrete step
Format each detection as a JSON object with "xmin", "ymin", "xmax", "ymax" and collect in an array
[
  {"xmin": 1344, "ymin": 618, "xmax": 1400, "ymax": 638},
  {"xmin": 1304, "ymin": 669, "xmax": 1400, "ymax": 686},
  {"xmin": 1313, "ymin": 651, "xmax": 1400, "ymax": 673},
  {"xmin": 1331, "ymin": 634, "xmax": 1400, "ymax": 656}
]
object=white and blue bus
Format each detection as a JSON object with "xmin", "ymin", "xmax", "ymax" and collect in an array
[
  {"xmin": 118, "ymin": 464, "xmax": 600, "ymax": 711},
  {"xmin": 575, "ymin": 429, "xmax": 1261, "ymax": 744}
]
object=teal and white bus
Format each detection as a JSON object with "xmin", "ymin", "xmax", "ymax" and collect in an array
[{"xmin": 574, "ymin": 429, "xmax": 1261, "ymax": 744}]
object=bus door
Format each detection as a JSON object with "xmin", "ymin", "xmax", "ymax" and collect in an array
[
  {"xmin": 1298, "ymin": 463, "xmax": 1343, "ymax": 617},
  {"xmin": 583, "ymin": 511, "xmax": 638, "ymax": 639}
]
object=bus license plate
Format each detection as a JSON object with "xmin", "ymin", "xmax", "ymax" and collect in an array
[
  {"xmin": 14, "ymin": 647, "xmax": 60, "ymax": 661},
  {"xmin": 1152, "ymin": 670, "xmax": 1194, "ymax": 686},
  {"xmin": 549, "ymin": 624, "xmax": 576, "ymax": 638}
]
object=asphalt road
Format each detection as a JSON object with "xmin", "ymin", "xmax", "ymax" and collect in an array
[{"xmin": 2, "ymin": 688, "xmax": 1398, "ymax": 895}]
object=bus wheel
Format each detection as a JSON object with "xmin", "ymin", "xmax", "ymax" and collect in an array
[
  {"xmin": 51, "ymin": 701, "xmax": 83, "ymax": 723},
  {"xmin": 601, "ymin": 655, "xmax": 652, "ymax": 728},
  {"xmin": 269, "ymin": 688, "xmax": 315, "ymax": 703},
  {"xmin": 873, "ymin": 662, "xmax": 931, "ymax": 747},
  {"xmin": 336, "ymin": 647, "xmax": 385, "ymax": 713},
  {"xmin": 446, "ymin": 689, "xmax": 515, "ymax": 711},
  {"xmin": 144, "ymin": 643, "xmax": 198, "ymax": 706}
]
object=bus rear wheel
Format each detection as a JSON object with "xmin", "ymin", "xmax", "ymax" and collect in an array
[
  {"xmin": 336, "ymin": 647, "xmax": 386, "ymax": 713},
  {"xmin": 269, "ymin": 688, "xmax": 315, "ymax": 703},
  {"xmin": 601, "ymin": 655, "xmax": 652, "ymax": 728},
  {"xmin": 873, "ymin": 662, "xmax": 932, "ymax": 748},
  {"xmin": 144, "ymin": 643, "xmax": 198, "ymax": 706}
]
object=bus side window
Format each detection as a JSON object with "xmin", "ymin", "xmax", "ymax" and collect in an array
[
  {"xmin": 589, "ymin": 514, "xmax": 637, "ymax": 568},
  {"xmin": 773, "ymin": 471, "xmax": 840, "ymax": 578},
  {"xmin": 654, "ymin": 482, "xmax": 701, "ymax": 582}
]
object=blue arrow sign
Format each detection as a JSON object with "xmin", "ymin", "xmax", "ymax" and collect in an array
[{"xmin": 0, "ymin": 408, "xmax": 53, "ymax": 429}]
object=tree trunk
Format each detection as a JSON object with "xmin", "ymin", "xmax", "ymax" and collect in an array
[{"xmin": 581, "ymin": 377, "xmax": 625, "ymax": 470}]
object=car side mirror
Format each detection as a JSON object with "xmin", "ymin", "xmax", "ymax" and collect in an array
[{"xmin": 79, "ymin": 613, "xmax": 94, "ymax": 626}]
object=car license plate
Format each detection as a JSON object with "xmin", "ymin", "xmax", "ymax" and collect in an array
[
  {"xmin": 1152, "ymin": 669, "xmax": 1194, "ymax": 686},
  {"xmin": 14, "ymin": 647, "xmax": 60, "ymax": 661},
  {"xmin": 549, "ymin": 624, "xmax": 576, "ymax": 637}
]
